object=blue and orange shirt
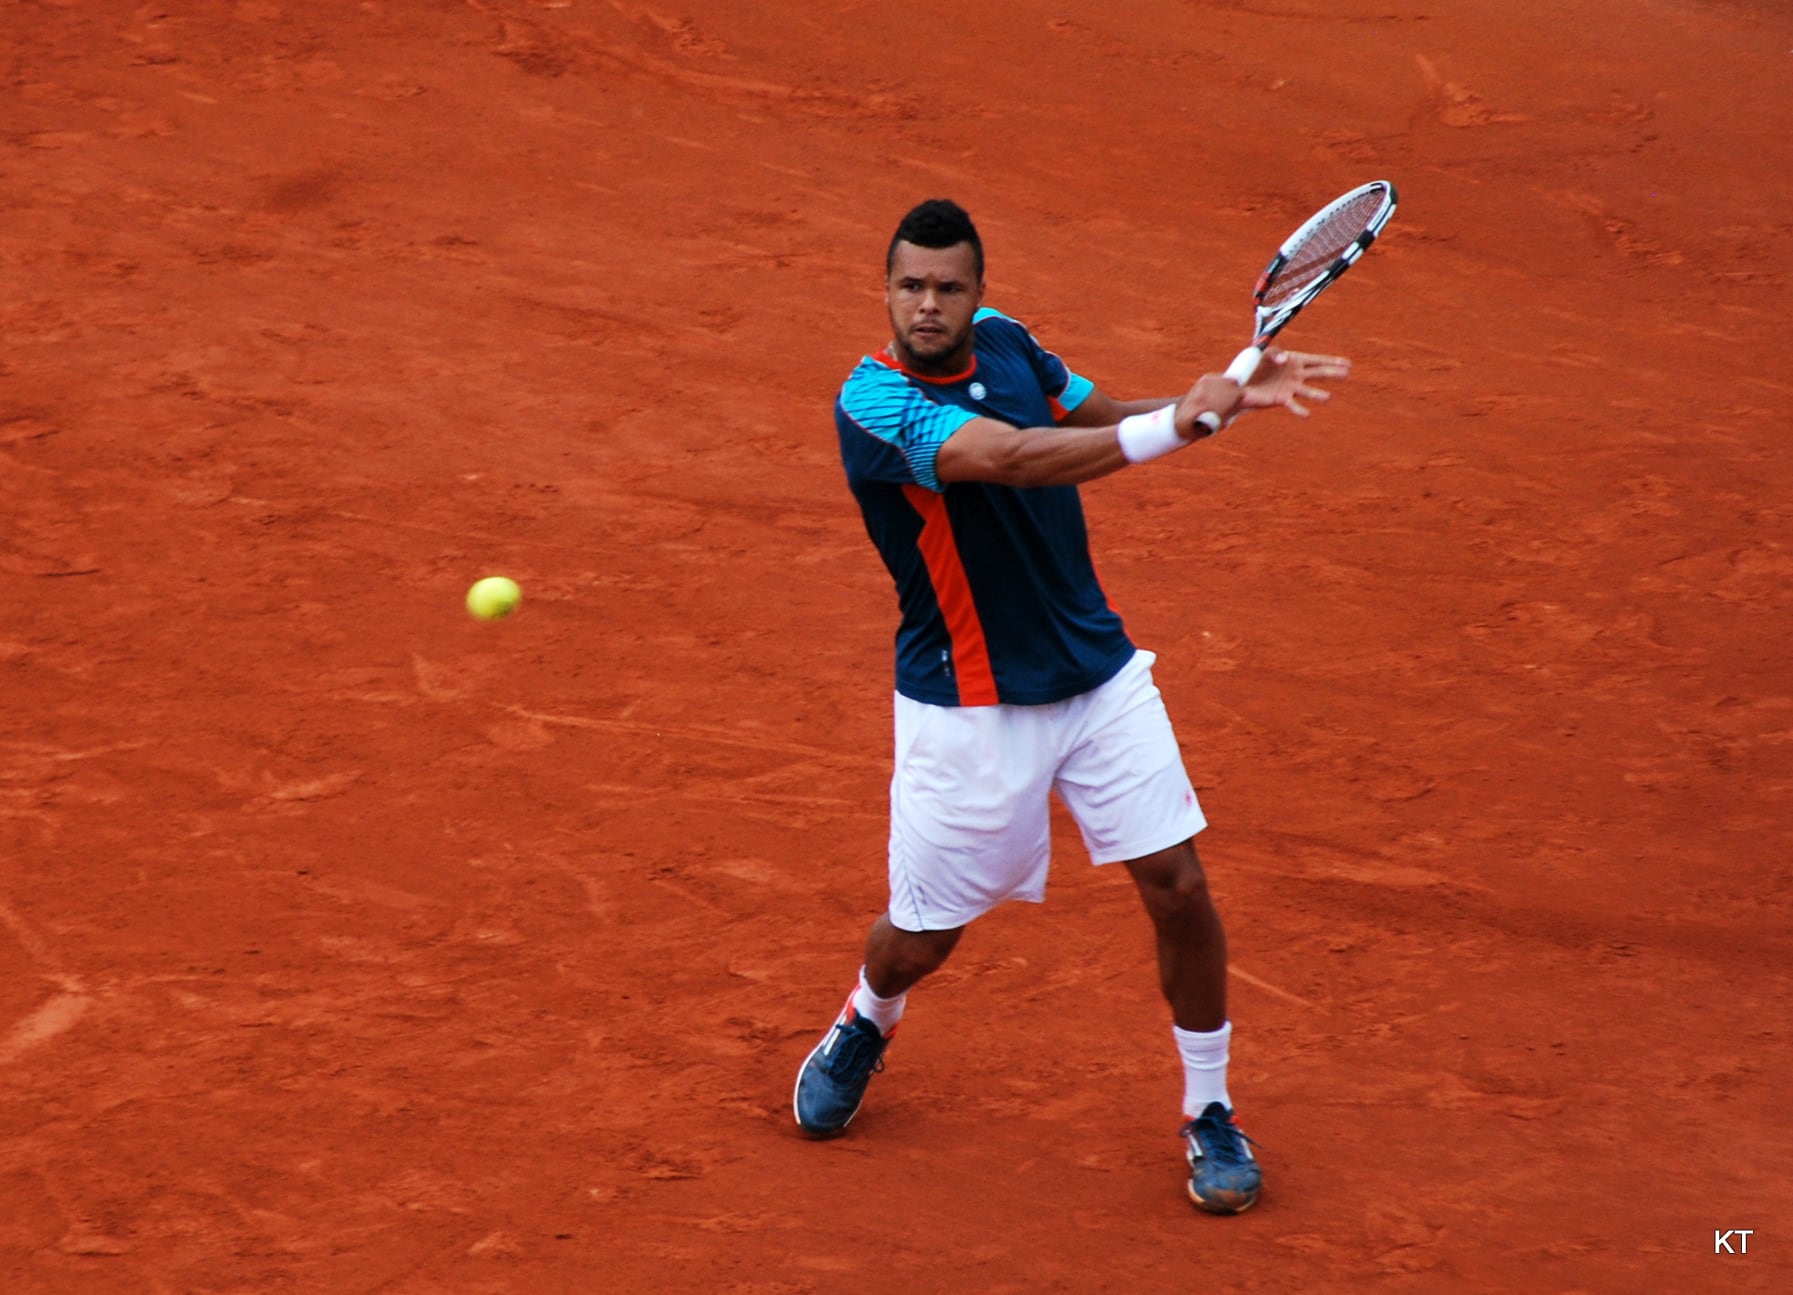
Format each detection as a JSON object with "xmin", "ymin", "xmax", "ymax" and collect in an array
[{"xmin": 835, "ymin": 307, "xmax": 1135, "ymax": 707}]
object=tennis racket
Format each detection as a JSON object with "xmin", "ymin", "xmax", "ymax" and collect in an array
[{"xmin": 1197, "ymin": 180, "xmax": 1397, "ymax": 431}]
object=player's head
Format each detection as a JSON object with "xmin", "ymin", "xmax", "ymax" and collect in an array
[
  {"xmin": 886, "ymin": 198, "xmax": 984, "ymax": 281},
  {"xmin": 885, "ymin": 199, "xmax": 985, "ymax": 376}
]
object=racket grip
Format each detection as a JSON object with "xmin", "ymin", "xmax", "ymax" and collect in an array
[
  {"xmin": 1223, "ymin": 345, "xmax": 1264, "ymax": 386},
  {"xmin": 1195, "ymin": 346, "xmax": 1266, "ymax": 432}
]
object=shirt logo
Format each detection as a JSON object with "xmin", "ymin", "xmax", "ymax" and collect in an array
[{"xmin": 968, "ymin": 382, "xmax": 987, "ymax": 401}]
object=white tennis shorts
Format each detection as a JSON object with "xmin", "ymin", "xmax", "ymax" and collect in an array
[{"xmin": 886, "ymin": 650, "xmax": 1206, "ymax": 932}]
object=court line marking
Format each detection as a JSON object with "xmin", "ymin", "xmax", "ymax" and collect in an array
[
  {"xmin": 0, "ymin": 898, "xmax": 92, "ymax": 1067},
  {"xmin": 1229, "ymin": 964, "xmax": 1315, "ymax": 1008}
]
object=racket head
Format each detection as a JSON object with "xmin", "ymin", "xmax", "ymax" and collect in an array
[{"xmin": 1250, "ymin": 180, "xmax": 1397, "ymax": 344}]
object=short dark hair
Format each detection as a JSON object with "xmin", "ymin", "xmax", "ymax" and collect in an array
[{"xmin": 887, "ymin": 198, "xmax": 984, "ymax": 280}]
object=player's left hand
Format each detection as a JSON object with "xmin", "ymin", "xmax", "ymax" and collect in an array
[{"xmin": 1237, "ymin": 349, "xmax": 1351, "ymax": 417}]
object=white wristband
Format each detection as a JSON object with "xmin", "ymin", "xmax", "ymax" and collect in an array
[{"xmin": 1116, "ymin": 405, "xmax": 1186, "ymax": 464}]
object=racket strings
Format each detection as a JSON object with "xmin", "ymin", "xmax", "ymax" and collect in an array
[{"xmin": 1260, "ymin": 192, "xmax": 1386, "ymax": 309}]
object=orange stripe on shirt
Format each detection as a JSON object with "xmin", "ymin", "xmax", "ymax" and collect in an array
[{"xmin": 902, "ymin": 484, "xmax": 999, "ymax": 706}]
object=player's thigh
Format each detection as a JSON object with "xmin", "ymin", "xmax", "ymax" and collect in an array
[{"xmin": 1054, "ymin": 653, "xmax": 1206, "ymax": 865}]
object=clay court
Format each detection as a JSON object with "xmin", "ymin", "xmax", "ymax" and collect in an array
[{"xmin": 4, "ymin": 2, "xmax": 1789, "ymax": 1291}]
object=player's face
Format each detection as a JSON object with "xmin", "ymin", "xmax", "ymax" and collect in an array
[{"xmin": 886, "ymin": 240, "xmax": 984, "ymax": 376}]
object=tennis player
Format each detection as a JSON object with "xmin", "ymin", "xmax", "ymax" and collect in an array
[{"xmin": 794, "ymin": 198, "xmax": 1349, "ymax": 1214}]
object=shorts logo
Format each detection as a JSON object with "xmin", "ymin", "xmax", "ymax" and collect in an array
[{"xmin": 968, "ymin": 382, "xmax": 987, "ymax": 401}]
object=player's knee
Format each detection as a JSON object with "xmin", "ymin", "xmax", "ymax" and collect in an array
[
  {"xmin": 1131, "ymin": 843, "xmax": 1215, "ymax": 924},
  {"xmin": 1158, "ymin": 872, "xmax": 1215, "ymax": 926}
]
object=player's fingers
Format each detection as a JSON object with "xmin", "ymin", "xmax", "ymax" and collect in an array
[{"xmin": 1289, "ymin": 351, "xmax": 1351, "ymax": 375}]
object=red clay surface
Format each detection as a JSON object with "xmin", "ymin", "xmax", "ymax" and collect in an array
[{"xmin": 4, "ymin": 2, "xmax": 1789, "ymax": 1291}]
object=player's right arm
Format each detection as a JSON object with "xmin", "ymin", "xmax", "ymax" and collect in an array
[
  {"xmin": 937, "ymin": 349, "xmax": 1352, "ymax": 487},
  {"xmin": 935, "ymin": 374, "xmax": 1241, "ymax": 488}
]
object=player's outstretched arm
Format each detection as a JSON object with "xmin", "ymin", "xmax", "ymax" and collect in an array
[
  {"xmin": 933, "ymin": 349, "xmax": 1352, "ymax": 488},
  {"xmin": 934, "ymin": 375, "xmax": 1241, "ymax": 488}
]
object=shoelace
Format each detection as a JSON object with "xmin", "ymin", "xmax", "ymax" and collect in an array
[
  {"xmin": 1189, "ymin": 1110, "xmax": 1259, "ymax": 1167},
  {"xmin": 824, "ymin": 1021, "xmax": 886, "ymax": 1082}
]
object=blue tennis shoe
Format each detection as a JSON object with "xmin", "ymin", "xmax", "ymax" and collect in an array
[
  {"xmin": 1182, "ymin": 1102, "xmax": 1262, "ymax": 1214},
  {"xmin": 793, "ymin": 1009, "xmax": 890, "ymax": 1137}
]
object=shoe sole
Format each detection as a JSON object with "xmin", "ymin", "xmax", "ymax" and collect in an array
[{"xmin": 1187, "ymin": 1182, "xmax": 1260, "ymax": 1215}]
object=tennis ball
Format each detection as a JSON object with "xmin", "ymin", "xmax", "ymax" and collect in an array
[{"xmin": 466, "ymin": 576, "xmax": 522, "ymax": 621}]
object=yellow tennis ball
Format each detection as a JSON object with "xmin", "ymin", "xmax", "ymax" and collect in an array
[{"xmin": 466, "ymin": 576, "xmax": 521, "ymax": 620}]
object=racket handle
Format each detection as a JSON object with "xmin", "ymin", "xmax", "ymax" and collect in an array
[
  {"xmin": 1223, "ymin": 345, "xmax": 1264, "ymax": 386},
  {"xmin": 1195, "ymin": 346, "xmax": 1265, "ymax": 431}
]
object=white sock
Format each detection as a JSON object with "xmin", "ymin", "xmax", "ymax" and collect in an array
[
  {"xmin": 849, "ymin": 967, "xmax": 905, "ymax": 1036},
  {"xmin": 1173, "ymin": 1020, "xmax": 1233, "ymax": 1116}
]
